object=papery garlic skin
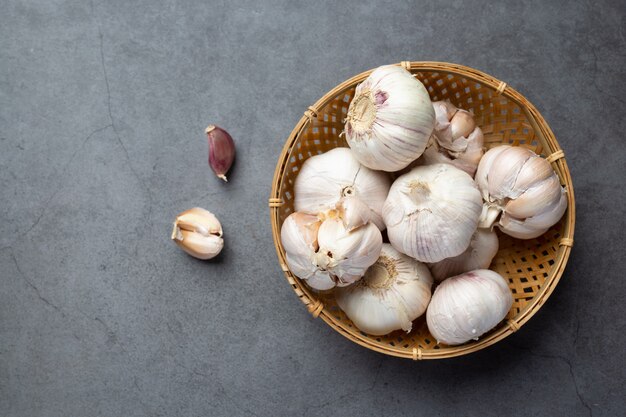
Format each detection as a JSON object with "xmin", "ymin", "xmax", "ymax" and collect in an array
[
  {"xmin": 171, "ymin": 207, "xmax": 224, "ymax": 260},
  {"xmin": 344, "ymin": 65, "xmax": 435, "ymax": 172},
  {"xmin": 280, "ymin": 212, "xmax": 325, "ymax": 286},
  {"xmin": 294, "ymin": 147, "xmax": 391, "ymax": 230},
  {"xmin": 420, "ymin": 101, "xmax": 485, "ymax": 177},
  {"xmin": 475, "ymin": 145, "xmax": 567, "ymax": 239},
  {"xmin": 316, "ymin": 218, "xmax": 382, "ymax": 286},
  {"xmin": 280, "ymin": 210, "xmax": 382, "ymax": 291},
  {"xmin": 428, "ymin": 229, "xmax": 499, "ymax": 282},
  {"xmin": 336, "ymin": 244, "xmax": 433, "ymax": 335},
  {"xmin": 426, "ymin": 269, "xmax": 513, "ymax": 345},
  {"xmin": 335, "ymin": 196, "xmax": 371, "ymax": 231},
  {"xmin": 383, "ymin": 164, "xmax": 482, "ymax": 263}
]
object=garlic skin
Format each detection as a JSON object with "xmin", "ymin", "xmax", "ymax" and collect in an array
[
  {"xmin": 428, "ymin": 229, "xmax": 499, "ymax": 282},
  {"xmin": 344, "ymin": 65, "xmax": 435, "ymax": 172},
  {"xmin": 280, "ymin": 209, "xmax": 382, "ymax": 290},
  {"xmin": 475, "ymin": 145, "xmax": 567, "ymax": 239},
  {"xmin": 335, "ymin": 196, "xmax": 371, "ymax": 231},
  {"xmin": 280, "ymin": 212, "xmax": 324, "ymax": 286},
  {"xmin": 426, "ymin": 269, "xmax": 513, "ymax": 345},
  {"xmin": 315, "ymin": 218, "xmax": 382, "ymax": 287},
  {"xmin": 171, "ymin": 207, "xmax": 224, "ymax": 260},
  {"xmin": 383, "ymin": 164, "xmax": 483, "ymax": 263},
  {"xmin": 294, "ymin": 147, "xmax": 391, "ymax": 230},
  {"xmin": 420, "ymin": 101, "xmax": 485, "ymax": 177},
  {"xmin": 336, "ymin": 244, "xmax": 433, "ymax": 335}
]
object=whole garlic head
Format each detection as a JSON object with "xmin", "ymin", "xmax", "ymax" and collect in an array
[
  {"xmin": 344, "ymin": 65, "xmax": 435, "ymax": 172},
  {"xmin": 475, "ymin": 145, "xmax": 567, "ymax": 239},
  {"xmin": 280, "ymin": 204, "xmax": 383, "ymax": 291},
  {"xmin": 294, "ymin": 147, "xmax": 391, "ymax": 230},
  {"xmin": 429, "ymin": 228, "xmax": 499, "ymax": 282},
  {"xmin": 336, "ymin": 244, "xmax": 433, "ymax": 335},
  {"xmin": 383, "ymin": 163, "xmax": 483, "ymax": 263},
  {"xmin": 171, "ymin": 207, "xmax": 224, "ymax": 260},
  {"xmin": 426, "ymin": 269, "xmax": 513, "ymax": 345},
  {"xmin": 419, "ymin": 101, "xmax": 485, "ymax": 177}
]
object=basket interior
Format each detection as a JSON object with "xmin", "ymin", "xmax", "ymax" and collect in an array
[{"xmin": 275, "ymin": 70, "xmax": 567, "ymax": 356}]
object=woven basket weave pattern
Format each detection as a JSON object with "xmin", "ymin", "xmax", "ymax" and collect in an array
[{"xmin": 270, "ymin": 62, "xmax": 575, "ymax": 359}]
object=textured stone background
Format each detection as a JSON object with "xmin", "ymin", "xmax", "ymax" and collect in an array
[{"xmin": 1, "ymin": 0, "xmax": 624, "ymax": 416}]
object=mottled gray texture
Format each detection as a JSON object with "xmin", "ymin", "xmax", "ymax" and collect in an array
[{"xmin": 0, "ymin": 0, "xmax": 624, "ymax": 415}]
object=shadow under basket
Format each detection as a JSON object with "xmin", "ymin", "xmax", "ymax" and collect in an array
[{"xmin": 269, "ymin": 61, "xmax": 575, "ymax": 360}]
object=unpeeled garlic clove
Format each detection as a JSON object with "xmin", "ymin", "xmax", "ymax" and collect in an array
[
  {"xmin": 171, "ymin": 207, "xmax": 224, "ymax": 260},
  {"xmin": 335, "ymin": 196, "xmax": 371, "ymax": 231},
  {"xmin": 423, "ymin": 102, "xmax": 484, "ymax": 177},
  {"xmin": 486, "ymin": 146, "xmax": 532, "ymax": 200},
  {"xmin": 206, "ymin": 125, "xmax": 235, "ymax": 182},
  {"xmin": 504, "ymin": 175, "xmax": 561, "ymax": 219},
  {"xmin": 428, "ymin": 229, "xmax": 499, "ymax": 282},
  {"xmin": 449, "ymin": 110, "xmax": 476, "ymax": 139},
  {"xmin": 316, "ymin": 217, "xmax": 382, "ymax": 284},
  {"xmin": 280, "ymin": 212, "xmax": 322, "ymax": 281}
]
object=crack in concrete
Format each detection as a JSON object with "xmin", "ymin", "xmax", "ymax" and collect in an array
[
  {"xmin": 10, "ymin": 250, "xmax": 65, "ymax": 316},
  {"xmin": 92, "ymin": 1, "xmax": 154, "ymax": 227},
  {"xmin": 17, "ymin": 124, "xmax": 112, "ymax": 242},
  {"xmin": 511, "ymin": 344, "xmax": 592, "ymax": 416}
]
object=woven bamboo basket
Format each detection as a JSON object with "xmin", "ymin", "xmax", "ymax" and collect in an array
[{"xmin": 269, "ymin": 61, "xmax": 575, "ymax": 360}]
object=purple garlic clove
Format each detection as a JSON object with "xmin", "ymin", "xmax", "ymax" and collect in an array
[{"xmin": 206, "ymin": 125, "xmax": 235, "ymax": 182}]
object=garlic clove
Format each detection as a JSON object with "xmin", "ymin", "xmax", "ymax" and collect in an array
[
  {"xmin": 306, "ymin": 270, "xmax": 336, "ymax": 291},
  {"xmin": 206, "ymin": 125, "xmax": 236, "ymax": 182},
  {"xmin": 433, "ymin": 101, "xmax": 453, "ymax": 129},
  {"xmin": 336, "ymin": 196, "xmax": 372, "ymax": 231},
  {"xmin": 316, "ymin": 218, "xmax": 382, "ymax": 284},
  {"xmin": 426, "ymin": 269, "xmax": 512, "ymax": 345},
  {"xmin": 281, "ymin": 212, "xmax": 322, "ymax": 280},
  {"xmin": 511, "ymin": 154, "xmax": 554, "ymax": 195},
  {"xmin": 450, "ymin": 110, "xmax": 476, "ymax": 140},
  {"xmin": 475, "ymin": 145, "xmax": 510, "ymax": 201},
  {"xmin": 499, "ymin": 189, "xmax": 567, "ymax": 239},
  {"xmin": 175, "ymin": 229, "xmax": 224, "ymax": 260},
  {"xmin": 486, "ymin": 146, "xmax": 533, "ymax": 200},
  {"xmin": 171, "ymin": 207, "xmax": 224, "ymax": 260},
  {"xmin": 505, "ymin": 175, "xmax": 562, "ymax": 219},
  {"xmin": 429, "ymin": 229, "xmax": 499, "ymax": 282}
]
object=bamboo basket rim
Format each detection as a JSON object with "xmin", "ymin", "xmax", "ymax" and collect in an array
[{"xmin": 269, "ymin": 61, "xmax": 575, "ymax": 360}]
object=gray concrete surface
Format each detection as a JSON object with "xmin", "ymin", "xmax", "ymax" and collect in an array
[{"xmin": 1, "ymin": 0, "xmax": 625, "ymax": 415}]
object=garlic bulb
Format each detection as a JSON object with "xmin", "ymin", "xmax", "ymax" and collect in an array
[
  {"xmin": 428, "ymin": 229, "xmax": 499, "ymax": 282},
  {"xmin": 420, "ymin": 101, "xmax": 484, "ymax": 177},
  {"xmin": 280, "ymin": 207, "xmax": 382, "ymax": 291},
  {"xmin": 383, "ymin": 163, "xmax": 483, "ymax": 263},
  {"xmin": 426, "ymin": 269, "xmax": 513, "ymax": 345},
  {"xmin": 475, "ymin": 145, "xmax": 567, "ymax": 239},
  {"xmin": 336, "ymin": 244, "xmax": 432, "ymax": 335},
  {"xmin": 344, "ymin": 65, "xmax": 435, "ymax": 172},
  {"xmin": 171, "ymin": 207, "xmax": 224, "ymax": 259},
  {"xmin": 294, "ymin": 147, "xmax": 391, "ymax": 230}
]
